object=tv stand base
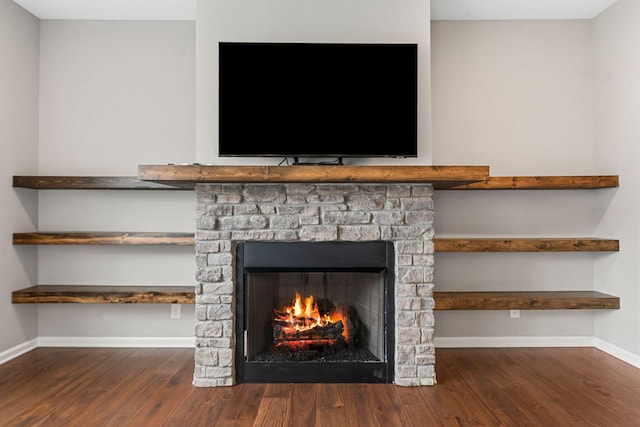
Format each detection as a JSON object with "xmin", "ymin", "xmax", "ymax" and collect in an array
[{"xmin": 292, "ymin": 157, "xmax": 344, "ymax": 166}]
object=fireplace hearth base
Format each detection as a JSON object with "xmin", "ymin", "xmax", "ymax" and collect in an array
[{"xmin": 243, "ymin": 361, "xmax": 390, "ymax": 384}]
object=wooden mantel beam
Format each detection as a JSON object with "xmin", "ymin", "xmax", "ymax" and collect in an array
[{"xmin": 137, "ymin": 165, "xmax": 489, "ymax": 188}]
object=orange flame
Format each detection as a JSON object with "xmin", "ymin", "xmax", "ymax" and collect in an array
[{"xmin": 275, "ymin": 293, "xmax": 349, "ymax": 342}]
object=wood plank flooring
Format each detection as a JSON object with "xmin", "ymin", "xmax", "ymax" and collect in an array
[{"xmin": 1, "ymin": 347, "xmax": 639, "ymax": 426}]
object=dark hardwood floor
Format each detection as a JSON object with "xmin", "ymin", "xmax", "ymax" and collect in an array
[{"xmin": 1, "ymin": 347, "xmax": 639, "ymax": 426}]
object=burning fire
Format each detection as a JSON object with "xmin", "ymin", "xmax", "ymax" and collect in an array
[{"xmin": 274, "ymin": 293, "xmax": 349, "ymax": 343}]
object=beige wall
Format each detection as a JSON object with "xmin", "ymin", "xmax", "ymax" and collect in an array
[
  {"xmin": 36, "ymin": 21, "xmax": 198, "ymax": 340},
  {"xmin": 431, "ymin": 7, "xmax": 639, "ymax": 363},
  {"xmin": 593, "ymin": 0, "xmax": 640, "ymax": 361},
  {"xmin": 432, "ymin": 20, "xmax": 595, "ymax": 175},
  {"xmin": 39, "ymin": 21, "xmax": 196, "ymax": 175},
  {"xmin": 431, "ymin": 20, "xmax": 601, "ymax": 342},
  {"xmin": 0, "ymin": 0, "xmax": 39, "ymax": 357}
]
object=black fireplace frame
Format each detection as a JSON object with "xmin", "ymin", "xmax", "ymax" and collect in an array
[{"xmin": 235, "ymin": 241, "xmax": 395, "ymax": 383}]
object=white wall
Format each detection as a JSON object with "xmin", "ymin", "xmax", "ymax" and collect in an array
[
  {"xmin": 36, "ymin": 21, "xmax": 197, "ymax": 341},
  {"xmin": 431, "ymin": 20, "xmax": 606, "ymax": 341},
  {"xmin": 0, "ymin": 0, "xmax": 39, "ymax": 357},
  {"xmin": 593, "ymin": 0, "xmax": 640, "ymax": 361},
  {"xmin": 195, "ymin": 0, "xmax": 432, "ymax": 166}
]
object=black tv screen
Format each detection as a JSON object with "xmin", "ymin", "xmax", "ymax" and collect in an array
[{"xmin": 218, "ymin": 42, "xmax": 418, "ymax": 159}]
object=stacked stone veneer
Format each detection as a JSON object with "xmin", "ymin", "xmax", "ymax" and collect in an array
[{"xmin": 193, "ymin": 183, "xmax": 436, "ymax": 387}]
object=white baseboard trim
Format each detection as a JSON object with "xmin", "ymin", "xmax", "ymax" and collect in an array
[
  {"xmin": 37, "ymin": 336, "xmax": 195, "ymax": 348},
  {"xmin": 434, "ymin": 336, "xmax": 596, "ymax": 348},
  {"xmin": 594, "ymin": 338, "xmax": 640, "ymax": 369},
  {"xmin": 6, "ymin": 336, "xmax": 638, "ymax": 372},
  {"xmin": 0, "ymin": 339, "xmax": 38, "ymax": 365}
]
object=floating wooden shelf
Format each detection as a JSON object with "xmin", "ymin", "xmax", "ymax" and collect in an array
[
  {"xmin": 444, "ymin": 175, "xmax": 619, "ymax": 190},
  {"xmin": 11, "ymin": 285, "xmax": 195, "ymax": 304},
  {"xmin": 137, "ymin": 165, "xmax": 490, "ymax": 188},
  {"xmin": 13, "ymin": 232, "xmax": 195, "ymax": 246},
  {"xmin": 13, "ymin": 176, "xmax": 191, "ymax": 190},
  {"xmin": 13, "ymin": 234, "xmax": 618, "ymax": 252},
  {"xmin": 433, "ymin": 238, "xmax": 619, "ymax": 252},
  {"xmin": 13, "ymin": 174, "xmax": 620, "ymax": 191},
  {"xmin": 433, "ymin": 291, "xmax": 620, "ymax": 310},
  {"xmin": 11, "ymin": 172, "xmax": 623, "ymax": 316},
  {"xmin": 11, "ymin": 286, "xmax": 618, "ymax": 309}
]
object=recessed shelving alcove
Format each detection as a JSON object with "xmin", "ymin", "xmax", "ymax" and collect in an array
[{"xmin": 10, "ymin": 166, "xmax": 620, "ymax": 312}]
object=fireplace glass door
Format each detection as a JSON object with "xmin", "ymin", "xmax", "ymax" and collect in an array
[{"xmin": 236, "ymin": 241, "xmax": 394, "ymax": 383}]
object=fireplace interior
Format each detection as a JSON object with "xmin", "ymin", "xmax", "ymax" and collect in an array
[{"xmin": 236, "ymin": 241, "xmax": 395, "ymax": 383}]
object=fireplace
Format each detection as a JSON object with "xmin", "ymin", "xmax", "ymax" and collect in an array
[
  {"xmin": 194, "ymin": 183, "xmax": 435, "ymax": 387},
  {"xmin": 236, "ymin": 241, "xmax": 394, "ymax": 383}
]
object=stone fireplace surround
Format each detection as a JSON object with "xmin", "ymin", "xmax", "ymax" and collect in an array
[{"xmin": 193, "ymin": 182, "xmax": 436, "ymax": 387}]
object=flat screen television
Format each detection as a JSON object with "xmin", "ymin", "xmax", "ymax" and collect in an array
[{"xmin": 218, "ymin": 42, "xmax": 418, "ymax": 161}]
